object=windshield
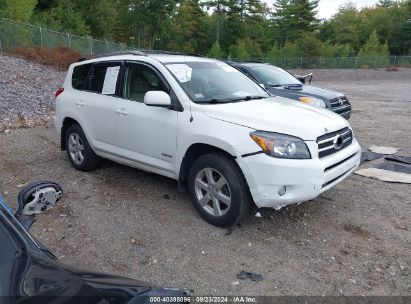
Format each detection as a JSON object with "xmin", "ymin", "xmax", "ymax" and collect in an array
[
  {"xmin": 249, "ymin": 65, "xmax": 301, "ymax": 87},
  {"xmin": 166, "ymin": 61, "xmax": 268, "ymax": 103}
]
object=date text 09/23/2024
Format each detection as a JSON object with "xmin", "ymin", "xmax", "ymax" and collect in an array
[{"xmin": 149, "ymin": 296, "xmax": 257, "ymax": 303}]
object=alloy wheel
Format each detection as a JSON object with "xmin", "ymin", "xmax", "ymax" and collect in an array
[
  {"xmin": 194, "ymin": 167, "xmax": 232, "ymax": 217},
  {"xmin": 68, "ymin": 133, "xmax": 85, "ymax": 165}
]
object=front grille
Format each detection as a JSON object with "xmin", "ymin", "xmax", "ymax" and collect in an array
[
  {"xmin": 322, "ymin": 166, "xmax": 356, "ymax": 188},
  {"xmin": 317, "ymin": 128, "xmax": 353, "ymax": 158},
  {"xmin": 329, "ymin": 97, "xmax": 351, "ymax": 117}
]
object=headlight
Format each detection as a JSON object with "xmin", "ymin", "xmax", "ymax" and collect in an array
[
  {"xmin": 299, "ymin": 96, "xmax": 326, "ymax": 108},
  {"xmin": 250, "ymin": 131, "xmax": 311, "ymax": 159}
]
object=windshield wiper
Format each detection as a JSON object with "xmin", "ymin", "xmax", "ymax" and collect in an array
[
  {"xmin": 270, "ymin": 84, "xmax": 284, "ymax": 87},
  {"xmin": 198, "ymin": 96, "xmax": 267, "ymax": 104}
]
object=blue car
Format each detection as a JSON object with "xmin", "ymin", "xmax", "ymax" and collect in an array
[{"xmin": 227, "ymin": 61, "xmax": 352, "ymax": 119}]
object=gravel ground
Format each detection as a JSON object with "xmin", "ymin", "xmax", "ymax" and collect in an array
[
  {"xmin": 0, "ymin": 56, "xmax": 65, "ymax": 131},
  {"xmin": 289, "ymin": 68, "xmax": 411, "ymax": 81},
  {"xmin": 0, "ymin": 56, "xmax": 410, "ymax": 296}
]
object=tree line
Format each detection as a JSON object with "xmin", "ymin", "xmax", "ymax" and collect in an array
[{"xmin": 1, "ymin": 0, "xmax": 411, "ymax": 58}]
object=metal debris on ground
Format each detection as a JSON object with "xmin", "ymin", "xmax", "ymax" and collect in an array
[
  {"xmin": 354, "ymin": 168, "xmax": 411, "ymax": 184},
  {"xmin": 237, "ymin": 270, "xmax": 264, "ymax": 282},
  {"xmin": 385, "ymin": 155, "xmax": 411, "ymax": 165},
  {"xmin": 376, "ymin": 163, "xmax": 411, "ymax": 175},
  {"xmin": 360, "ymin": 151, "xmax": 384, "ymax": 164},
  {"xmin": 368, "ymin": 146, "xmax": 400, "ymax": 155}
]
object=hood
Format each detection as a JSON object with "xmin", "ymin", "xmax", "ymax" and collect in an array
[
  {"xmin": 2, "ymin": 250, "xmax": 186, "ymax": 302},
  {"xmin": 269, "ymin": 84, "xmax": 344, "ymax": 101},
  {"xmin": 201, "ymin": 97, "xmax": 349, "ymax": 140}
]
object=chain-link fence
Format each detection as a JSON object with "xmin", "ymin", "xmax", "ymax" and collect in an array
[
  {"xmin": 0, "ymin": 17, "xmax": 131, "ymax": 56},
  {"xmin": 249, "ymin": 55, "xmax": 411, "ymax": 69},
  {"xmin": 1, "ymin": 17, "xmax": 411, "ymax": 69}
]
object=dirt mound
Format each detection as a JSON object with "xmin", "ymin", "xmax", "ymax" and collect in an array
[{"xmin": 10, "ymin": 47, "xmax": 82, "ymax": 71}]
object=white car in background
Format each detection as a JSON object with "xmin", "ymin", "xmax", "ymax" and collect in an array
[{"xmin": 54, "ymin": 51, "xmax": 361, "ymax": 227}]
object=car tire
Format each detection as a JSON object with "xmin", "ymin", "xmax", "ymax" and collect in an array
[
  {"xmin": 188, "ymin": 152, "xmax": 252, "ymax": 227},
  {"xmin": 65, "ymin": 124, "xmax": 100, "ymax": 172}
]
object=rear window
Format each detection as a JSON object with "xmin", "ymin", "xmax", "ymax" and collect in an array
[
  {"xmin": 72, "ymin": 64, "xmax": 92, "ymax": 90},
  {"xmin": 89, "ymin": 63, "xmax": 121, "ymax": 94}
]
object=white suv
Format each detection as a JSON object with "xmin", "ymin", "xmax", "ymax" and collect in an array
[{"xmin": 54, "ymin": 51, "xmax": 361, "ymax": 227}]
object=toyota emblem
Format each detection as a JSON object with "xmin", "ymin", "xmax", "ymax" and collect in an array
[
  {"xmin": 333, "ymin": 135, "xmax": 344, "ymax": 150},
  {"xmin": 339, "ymin": 99, "xmax": 344, "ymax": 106}
]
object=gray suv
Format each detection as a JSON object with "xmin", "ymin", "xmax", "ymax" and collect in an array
[{"xmin": 228, "ymin": 61, "xmax": 352, "ymax": 119}]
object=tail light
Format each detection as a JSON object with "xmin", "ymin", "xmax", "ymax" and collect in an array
[{"xmin": 55, "ymin": 88, "xmax": 64, "ymax": 98}]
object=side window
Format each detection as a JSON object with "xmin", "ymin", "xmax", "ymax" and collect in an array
[
  {"xmin": 123, "ymin": 63, "xmax": 168, "ymax": 103},
  {"xmin": 89, "ymin": 63, "xmax": 121, "ymax": 95},
  {"xmin": 72, "ymin": 64, "xmax": 92, "ymax": 90}
]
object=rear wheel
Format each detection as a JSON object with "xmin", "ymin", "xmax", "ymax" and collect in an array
[
  {"xmin": 65, "ymin": 124, "xmax": 100, "ymax": 172},
  {"xmin": 188, "ymin": 153, "xmax": 252, "ymax": 227}
]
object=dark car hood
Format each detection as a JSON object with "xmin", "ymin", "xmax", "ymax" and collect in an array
[
  {"xmin": 2, "ymin": 252, "xmax": 187, "ymax": 303},
  {"xmin": 268, "ymin": 84, "xmax": 344, "ymax": 100}
]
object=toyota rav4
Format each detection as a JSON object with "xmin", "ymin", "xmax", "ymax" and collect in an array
[{"xmin": 54, "ymin": 51, "xmax": 361, "ymax": 227}]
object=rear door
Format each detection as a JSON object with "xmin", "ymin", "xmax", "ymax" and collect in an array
[
  {"xmin": 74, "ymin": 62, "xmax": 122, "ymax": 154},
  {"xmin": 114, "ymin": 61, "xmax": 178, "ymax": 176}
]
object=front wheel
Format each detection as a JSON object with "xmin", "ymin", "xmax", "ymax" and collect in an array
[{"xmin": 188, "ymin": 153, "xmax": 252, "ymax": 227}]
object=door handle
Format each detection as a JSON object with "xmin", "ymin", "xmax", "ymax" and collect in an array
[
  {"xmin": 76, "ymin": 100, "xmax": 85, "ymax": 107},
  {"xmin": 116, "ymin": 109, "xmax": 128, "ymax": 116}
]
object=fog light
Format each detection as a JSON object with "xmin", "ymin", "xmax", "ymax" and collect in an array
[{"xmin": 278, "ymin": 186, "xmax": 287, "ymax": 197}]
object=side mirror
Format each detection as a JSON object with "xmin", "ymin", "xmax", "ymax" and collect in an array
[
  {"xmin": 15, "ymin": 182, "xmax": 63, "ymax": 230},
  {"xmin": 296, "ymin": 76, "xmax": 305, "ymax": 84},
  {"xmin": 295, "ymin": 73, "xmax": 313, "ymax": 84},
  {"xmin": 144, "ymin": 91, "xmax": 172, "ymax": 107}
]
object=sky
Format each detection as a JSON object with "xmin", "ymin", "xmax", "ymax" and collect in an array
[{"xmin": 263, "ymin": 0, "xmax": 380, "ymax": 19}]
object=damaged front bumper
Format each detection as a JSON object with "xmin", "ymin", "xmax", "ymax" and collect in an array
[{"xmin": 238, "ymin": 139, "xmax": 361, "ymax": 209}]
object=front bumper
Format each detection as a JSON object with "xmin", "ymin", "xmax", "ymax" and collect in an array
[{"xmin": 238, "ymin": 139, "xmax": 361, "ymax": 209}]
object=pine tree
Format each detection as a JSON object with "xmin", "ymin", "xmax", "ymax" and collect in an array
[
  {"xmin": 167, "ymin": 0, "xmax": 208, "ymax": 54},
  {"xmin": 208, "ymin": 40, "xmax": 225, "ymax": 58},
  {"xmin": 271, "ymin": 0, "xmax": 319, "ymax": 46},
  {"xmin": 231, "ymin": 39, "xmax": 250, "ymax": 60},
  {"xmin": 358, "ymin": 30, "xmax": 389, "ymax": 56}
]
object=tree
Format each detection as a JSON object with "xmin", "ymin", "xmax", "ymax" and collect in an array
[
  {"xmin": 0, "ymin": 0, "xmax": 37, "ymax": 22},
  {"xmin": 271, "ymin": 0, "xmax": 319, "ymax": 47},
  {"xmin": 167, "ymin": 0, "xmax": 209, "ymax": 54},
  {"xmin": 358, "ymin": 30, "xmax": 389, "ymax": 56},
  {"xmin": 229, "ymin": 37, "xmax": 262, "ymax": 59},
  {"xmin": 231, "ymin": 39, "xmax": 250, "ymax": 59},
  {"xmin": 208, "ymin": 40, "xmax": 225, "ymax": 58},
  {"xmin": 117, "ymin": 0, "xmax": 178, "ymax": 49},
  {"xmin": 404, "ymin": 0, "xmax": 411, "ymax": 54},
  {"xmin": 33, "ymin": 0, "xmax": 90, "ymax": 36},
  {"xmin": 330, "ymin": 3, "xmax": 362, "ymax": 52},
  {"xmin": 204, "ymin": 0, "xmax": 230, "ymax": 43},
  {"xmin": 72, "ymin": 0, "xmax": 119, "ymax": 40}
]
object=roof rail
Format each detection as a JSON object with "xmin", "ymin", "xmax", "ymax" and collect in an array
[
  {"xmin": 77, "ymin": 50, "xmax": 146, "ymax": 62},
  {"xmin": 142, "ymin": 50, "xmax": 204, "ymax": 57},
  {"xmin": 77, "ymin": 49, "xmax": 205, "ymax": 62},
  {"xmin": 227, "ymin": 60, "xmax": 268, "ymax": 64}
]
